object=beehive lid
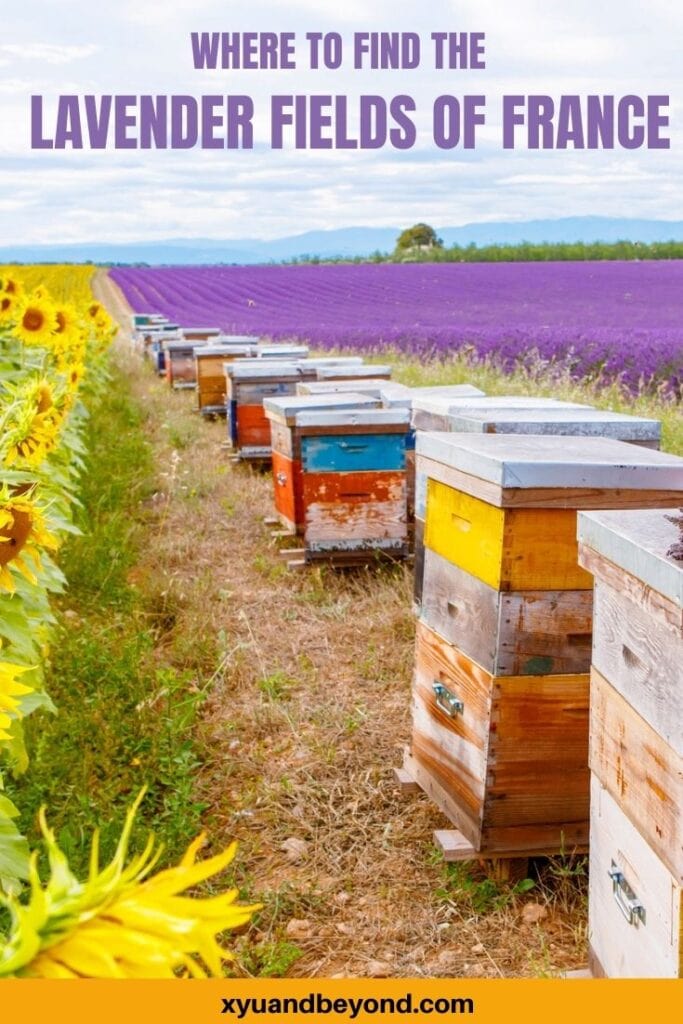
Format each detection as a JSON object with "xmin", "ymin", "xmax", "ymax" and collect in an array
[
  {"xmin": 412, "ymin": 394, "xmax": 591, "ymax": 415},
  {"xmin": 256, "ymin": 344, "xmax": 309, "ymax": 358},
  {"xmin": 416, "ymin": 432, "xmax": 683, "ymax": 495},
  {"xmin": 163, "ymin": 339, "xmax": 196, "ymax": 352},
  {"xmin": 449, "ymin": 407, "xmax": 661, "ymax": 442},
  {"xmin": 293, "ymin": 407, "xmax": 410, "ymax": 429},
  {"xmin": 297, "ymin": 379, "xmax": 394, "ymax": 396},
  {"xmin": 264, "ymin": 393, "xmax": 380, "ymax": 425},
  {"xmin": 218, "ymin": 334, "xmax": 262, "ymax": 343},
  {"xmin": 578, "ymin": 509, "xmax": 683, "ymax": 609},
  {"xmin": 383, "ymin": 383, "xmax": 485, "ymax": 409},
  {"xmin": 226, "ymin": 360, "xmax": 313, "ymax": 381},
  {"xmin": 143, "ymin": 323, "xmax": 180, "ymax": 333},
  {"xmin": 181, "ymin": 327, "xmax": 222, "ymax": 334},
  {"xmin": 315, "ymin": 364, "xmax": 392, "ymax": 380},
  {"xmin": 196, "ymin": 343, "xmax": 258, "ymax": 357}
]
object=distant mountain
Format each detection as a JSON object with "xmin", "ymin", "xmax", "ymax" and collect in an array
[{"xmin": 1, "ymin": 217, "xmax": 682, "ymax": 265}]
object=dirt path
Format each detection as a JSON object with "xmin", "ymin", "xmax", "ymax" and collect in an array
[{"xmin": 95, "ymin": 269, "xmax": 587, "ymax": 979}]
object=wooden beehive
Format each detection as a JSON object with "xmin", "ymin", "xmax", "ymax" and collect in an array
[
  {"xmin": 164, "ymin": 339, "xmax": 208, "ymax": 388},
  {"xmin": 195, "ymin": 340, "xmax": 262, "ymax": 414},
  {"xmin": 401, "ymin": 434, "xmax": 683, "ymax": 864},
  {"xmin": 266, "ymin": 391, "xmax": 393, "ymax": 540},
  {"xmin": 224, "ymin": 358, "xmax": 364, "ymax": 460},
  {"xmin": 577, "ymin": 508, "xmax": 683, "ymax": 977}
]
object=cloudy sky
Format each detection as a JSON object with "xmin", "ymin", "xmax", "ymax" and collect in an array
[{"xmin": 1, "ymin": 0, "xmax": 681, "ymax": 243}]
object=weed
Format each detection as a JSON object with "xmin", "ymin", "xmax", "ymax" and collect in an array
[
  {"xmin": 435, "ymin": 860, "xmax": 535, "ymax": 915},
  {"xmin": 258, "ymin": 671, "xmax": 296, "ymax": 701},
  {"xmin": 241, "ymin": 940, "xmax": 303, "ymax": 978}
]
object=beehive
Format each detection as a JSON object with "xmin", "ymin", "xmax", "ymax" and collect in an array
[
  {"xmin": 577, "ymin": 509, "xmax": 683, "ymax": 977},
  {"xmin": 264, "ymin": 391, "xmax": 401, "ymax": 544},
  {"xmin": 225, "ymin": 358, "xmax": 363, "ymax": 460},
  {"xmin": 164, "ymin": 339, "xmax": 207, "ymax": 388},
  {"xmin": 403, "ymin": 434, "xmax": 683, "ymax": 862},
  {"xmin": 194, "ymin": 339, "xmax": 262, "ymax": 414}
]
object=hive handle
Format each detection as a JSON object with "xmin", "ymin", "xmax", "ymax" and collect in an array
[
  {"xmin": 339, "ymin": 442, "xmax": 369, "ymax": 451},
  {"xmin": 450, "ymin": 513, "xmax": 472, "ymax": 533},
  {"xmin": 608, "ymin": 861, "xmax": 646, "ymax": 927},
  {"xmin": 433, "ymin": 682, "xmax": 464, "ymax": 718}
]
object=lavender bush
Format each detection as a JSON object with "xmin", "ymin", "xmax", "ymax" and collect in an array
[{"xmin": 111, "ymin": 262, "xmax": 683, "ymax": 394}]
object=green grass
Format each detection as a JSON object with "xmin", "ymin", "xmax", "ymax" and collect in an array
[{"xmin": 13, "ymin": 361, "xmax": 209, "ymax": 876}]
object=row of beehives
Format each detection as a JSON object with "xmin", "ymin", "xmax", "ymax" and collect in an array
[{"xmin": 131, "ymin": 312, "xmax": 683, "ymax": 978}]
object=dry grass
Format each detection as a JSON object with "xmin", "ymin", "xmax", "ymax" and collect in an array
[{"xmin": 94, "ymin": 271, "xmax": 589, "ymax": 979}]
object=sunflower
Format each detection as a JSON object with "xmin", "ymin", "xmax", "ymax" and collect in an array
[
  {"xmin": 0, "ymin": 791, "xmax": 260, "ymax": 978},
  {"xmin": 0, "ymin": 291, "xmax": 18, "ymax": 324},
  {"xmin": 52, "ymin": 302, "xmax": 85, "ymax": 349},
  {"xmin": 12, "ymin": 295, "xmax": 58, "ymax": 348},
  {"xmin": 0, "ymin": 655, "xmax": 33, "ymax": 745},
  {"xmin": 0, "ymin": 489, "xmax": 58, "ymax": 592},
  {"xmin": 1, "ymin": 388, "xmax": 61, "ymax": 469},
  {"xmin": 0, "ymin": 276, "xmax": 23, "ymax": 299}
]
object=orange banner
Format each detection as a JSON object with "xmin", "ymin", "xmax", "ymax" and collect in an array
[{"xmin": 1, "ymin": 978, "xmax": 682, "ymax": 1024}]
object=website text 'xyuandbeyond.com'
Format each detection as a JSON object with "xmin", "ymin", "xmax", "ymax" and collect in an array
[{"xmin": 220, "ymin": 993, "xmax": 476, "ymax": 1020}]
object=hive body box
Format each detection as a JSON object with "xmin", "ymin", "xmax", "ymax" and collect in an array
[
  {"xmin": 225, "ymin": 358, "xmax": 362, "ymax": 459},
  {"xmin": 412, "ymin": 398, "xmax": 594, "ymax": 609},
  {"xmin": 194, "ymin": 338, "xmax": 263, "ymax": 414},
  {"xmin": 265, "ymin": 396, "xmax": 411, "ymax": 564},
  {"xmin": 164, "ymin": 338, "xmax": 211, "ymax": 388},
  {"xmin": 412, "ymin": 401, "xmax": 662, "ymax": 610},
  {"xmin": 577, "ymin": 509, "xmax": 683, "ymax": 977},
  {"xmin": 404, "ymin": 433, "xmax": 683, "ymax": 861}
]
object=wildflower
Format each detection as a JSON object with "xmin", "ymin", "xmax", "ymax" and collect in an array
[
  {"xmin": 12, "ymin": 295, "xmax": 58, "ymax": 348},
  {"xmin": 0, "ymin": 792, "xmax": 260, "ymax": 978}
]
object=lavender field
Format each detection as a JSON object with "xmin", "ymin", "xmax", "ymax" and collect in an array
[{"xmin": 111, "ymin": 262, "xmax": 683, "ymax": 392}]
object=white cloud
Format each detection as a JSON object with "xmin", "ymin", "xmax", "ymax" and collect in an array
[{"xmin": 0, "ymin": 43, "xmax": 99, "ymax": 65}]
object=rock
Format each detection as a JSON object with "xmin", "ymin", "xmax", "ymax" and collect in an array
[
  {"xmin": 335, "ymin": 922, "xmax": 354, "ymax": 935},
  {"xmin": 281, "ymin": 837, "xmax": 308, "ymax": 863},
  {"xmin": 365, "ymin": 960, "xmax": 392, "ymax": 978},
  {"xmin": 286, "ymin": 919, "xmax": 313, "ymax": 940},
  {"xmin": 471, "ymin": 942, "xmax": 486, "ymax": 955},
  {"xmin": 521, "ymin": 902, "xmax": 549, "ymax": 925}
]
